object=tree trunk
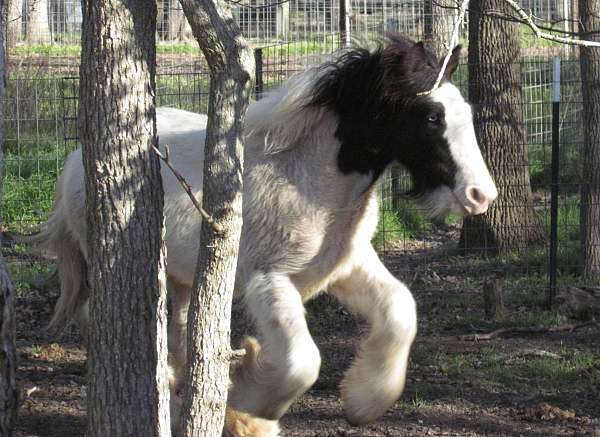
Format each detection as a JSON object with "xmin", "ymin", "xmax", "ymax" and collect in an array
[
  {"xmin": 169, "ymin": 5, "xmax": 191, "ymax": 41},
  {"xmin": 423, "ymin": 0, "xmax": 456, "ymax": 57},
  {"xmin": 178, "ymin": 0, "xmax": 253, "ymax": 435},
  {"xmin": 157, "ymin": 0, "xmax": 167, "ymax": 40},
  {"xmin": 25, "ymin": 0, "xmax": 50, "ymax": 43},
  {"xmin": 0, "ymin": 2, "xmax": 18, "ymax": 433},
  {"xmin": 79, "ymin": 1, "xmax": 170, "ymax": 436},
  {"xmin": 7, "ymin": 0, "xmax": 22, "ymax": 48},
  {"xmin": 0, "ymin": 259, "xmax": 18, "ymax": 437},
  {"xmin": 460, "ymin": 0, "xmax": 545, "ymax": 254},
  {"xmin": 579, "ymin": 0, "xmax": 600, "ymax": 282}
]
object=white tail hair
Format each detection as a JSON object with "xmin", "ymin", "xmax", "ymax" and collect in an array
[{"xmin": 24, "ymin": 189, "xmax": 89, "ymax": 334}]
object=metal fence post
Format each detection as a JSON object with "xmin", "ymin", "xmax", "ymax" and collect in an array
[
  {"xmin": 254, "ymin": 47, "xmax": 264, "ymax": 100},
  {"xmin": 339, "ymin": 0, "xmax": 350, "ymax": 47},
  {"xmin": 548, "ymin": 57, "xmax": 561, "ymax": 307}
]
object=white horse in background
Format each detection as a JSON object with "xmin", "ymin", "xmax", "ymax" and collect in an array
[{"xmin": 33, "ymin": 35, "xmax": 497, "ymax": 436}]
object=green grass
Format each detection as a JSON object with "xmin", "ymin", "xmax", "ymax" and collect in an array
[
  {"xmin": 262, "ymin": 38, "xmax": 340, "ymax": 58},
  {"xmin": 480, "ymin": 347, "xmax": 600, "ymax": 389},
  {"xmin": 10, "ymin": 44, "xmax": 81, "ymax": 57},
  {"xmin": 415, "ymin": 341, "xmax": 600, "ymax": 396},
  {"xmin": 7, "ymin": 255, "xmax": 57, "ymax": 296},
  {"xmin": 11, "ymin": 38, "xmax": 340, "ymax": 59},
  {"xmin": 372, "ymin": 201, "xmax": 432, "ymax": 250},
  {"xmin": 10, "ymin": 43, "xmax": 202, "ymax": 57},
  {"xmin": 157, "ymin": 42, "xmax": 199, "ymax": 55}
]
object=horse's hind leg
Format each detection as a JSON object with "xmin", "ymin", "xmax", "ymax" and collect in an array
[
  {"xmin": 228, "ymin": 272, "xmax": 321, "ymax": 420},
  {"xmin": 329, "ymin": 244, "xmax": 417, "ymax": 426}
]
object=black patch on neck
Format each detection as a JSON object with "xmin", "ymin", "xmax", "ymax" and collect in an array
[{"xmin": 307, "ymin": 35, "xmax": 459, "ymax": 194}]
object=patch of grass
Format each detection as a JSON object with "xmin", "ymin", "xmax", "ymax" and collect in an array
[
  {"xmin": 2, "ymin": 150, "xmax": 60, "ymax": 232},
  {"xmin": 481, "ymin": 348, "xmax": 600, "ymax": 389},
  {"xmin": 8, "ymin": 257, "xmax": 56, "ymax": 296},
  {"xmin": 442, "ymin": 309, "xmax": 568, "ymax": 333},
  {"xmin": 262, "ymin": 39, "xmax": 340, "ymax": 58},
  {"xmin": 156, "ymin": 43, "xmax": 200, "ymax": 55},
  {"xmin": 10, "ymin": 44, "xmax": 81, "ymax": 57},
  {"xmin": 373, "ymin": 204, "xmax": 431, "ymax": 250}
]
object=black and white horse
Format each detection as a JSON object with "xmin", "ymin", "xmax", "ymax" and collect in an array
[{"xmin": 35, "ymin": 36, "xmax": 497, "ymax": 436}]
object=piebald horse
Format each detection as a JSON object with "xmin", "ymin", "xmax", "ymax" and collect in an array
[{"xmin": 34, "ymin": 36, "xmax": 497, "ymax": 436}]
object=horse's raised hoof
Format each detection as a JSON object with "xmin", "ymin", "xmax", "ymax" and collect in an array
[
  {"xmin": 223, "ymin": 408, "xmax": 281, "ymax": 437},
  {"xmin": 340, "ymin": 362, "xmax": 404, "ymax": 426}
]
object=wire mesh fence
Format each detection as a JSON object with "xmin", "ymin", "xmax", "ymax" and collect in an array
[{"xmin": 2, "ymin": 0, "xmax": 599, "ymax": 306}]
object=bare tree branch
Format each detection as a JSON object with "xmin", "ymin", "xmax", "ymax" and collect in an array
[
  {"xmin": 152, "ymin": 145, "xmax": 223, "ymax": 234},
  {"xmin": 503, "ymin": 0, "xmax": 600, "ymax": 46},
  {"xmin": 431, "ymin": 0, "xmax": 600, "ymax": 38},
  {"xmin": 436, "ymin": 0, "xmax": 469, "ymax": 88},
  {"xmin": 420, "ymin": 0, "xmax": 600, "ymax": 96}
]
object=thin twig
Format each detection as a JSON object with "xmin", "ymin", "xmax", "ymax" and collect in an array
[
  {"xmin": 421, "ymin": 0, "xmax": 600, "ymax": 97},
  {"xmin": 418, "ymin": 0, "xmax": 470, "ymax": 95},
  {"xmin": 435, "ymin": 0, "xmax": 469, "ymax": 90},
  {"xmin": 503, "ymin": 0, "xmax": 600, "ymax": 46},
  {"xmin": 152, "ymin": 145, "xmax": 224, "ymax": 235},
  {"xmin": 458, "ymin": 321, "xmax": 599, "ymax": 341}
]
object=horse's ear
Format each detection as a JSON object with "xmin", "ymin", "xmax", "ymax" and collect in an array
[
  {"xmin": 441, "ymin": 45, "xmax": 462, "ymax": 80},
  {"xmin": 405, "ymin": 41, "xmax": 428, "ymax": 72}
]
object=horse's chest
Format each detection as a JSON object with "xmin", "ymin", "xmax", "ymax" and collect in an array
[{"xmin": 291, "ymin": 194, "xmax": 379, "ymax": 300}]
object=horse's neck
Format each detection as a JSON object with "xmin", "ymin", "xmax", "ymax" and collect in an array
[{"xmin": 247, "ymin": 121, "xmax": 376, "ymax": 219}]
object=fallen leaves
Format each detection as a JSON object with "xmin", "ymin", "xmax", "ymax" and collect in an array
[{"xmin": 527, "ymin": 402, "xmax": 577, "ymax": 422}]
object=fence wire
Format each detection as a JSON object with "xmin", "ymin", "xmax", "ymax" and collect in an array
[{"xmin": 2, "ymin": 0, "xmax": 598, "ymax": 302}]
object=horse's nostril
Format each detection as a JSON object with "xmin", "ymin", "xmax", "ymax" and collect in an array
[{"xmin": 467, "ymin": 186, "xmax": 486, "ymax": 206}]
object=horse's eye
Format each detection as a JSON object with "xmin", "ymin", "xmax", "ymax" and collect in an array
[{"xmin": 426, "ymin": 113, "xmax": 442, "ymax": 124}]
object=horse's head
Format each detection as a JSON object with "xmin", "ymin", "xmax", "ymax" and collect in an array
[{"xmin": 310, "ymin": 36, "xmax": 498, "ymax": 217}]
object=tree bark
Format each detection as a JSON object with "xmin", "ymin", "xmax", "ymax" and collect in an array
[
  {"xmin": 579, "ymin": 0, "xmax": 600, "ymax": 282},
  {"xmin": 79, "ymin": 1, "xmax": 170, "ymax": 436},
  {"xmin": 460, "ymin": 0, "xmax": 545, "ymax": 254},
  {"xmin": 0, "ymin": 259, "xmax": 18, "ymax": 437},
  {"xmin": 7, "ymin": 0, "xmax": 22, "ymax": 48},
  {"xmin": 423, "ymin": 0, "xmax": 456, "ymax": 57},
  {"xmin": 25, "ymin": 0, "xmax": 50, "ymax": 43},
  {"xmin": 178, "ymin": 0, "xmax": 254, "ymax": 435},
  {"xmin": 169, "ymin": 5, "xmax": 192, "ymax": 41},
  {"xmin": 0, "ymin": 1, "xmax": 18, "ymax": 433}
]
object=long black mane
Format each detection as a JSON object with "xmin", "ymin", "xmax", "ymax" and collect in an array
[{"xmin": 306, "ymin": 35, "xmax": 461, "ymax": 193}]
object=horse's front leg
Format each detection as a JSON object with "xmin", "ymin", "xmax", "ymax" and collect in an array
[
  {"xmin": 229, "ymin": 272, "xmax": 321, "ymax": 420},
  {"xmin": 329, "ymin": 244, "xmax": 417, "ymax": 426}
]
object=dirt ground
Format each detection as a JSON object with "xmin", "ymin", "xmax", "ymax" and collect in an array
[{"xmin": 11, "ymin": 232, "xmax": 600, "ymax": 437}]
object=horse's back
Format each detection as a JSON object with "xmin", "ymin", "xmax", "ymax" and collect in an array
[
  {"xmin": 156, "ymin": 107, "xmax": 207, "ymax": 285},
  {"xmin": 52, "ymin": 107, "xmax": 207, "ymax": 285}
]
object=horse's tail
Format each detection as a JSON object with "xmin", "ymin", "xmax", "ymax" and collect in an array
[{"xmin": 21, "ymin": 194, "xmax": 89, "ymax": 334}]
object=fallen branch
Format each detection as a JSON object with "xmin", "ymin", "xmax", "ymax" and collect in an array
[
  {"xmin": 152, "ymin": 145, "xmax": 223, "ymax": 234},
  {"xmin": 459, "ymin": 320, "xmax": 600, "ymax": 341}
]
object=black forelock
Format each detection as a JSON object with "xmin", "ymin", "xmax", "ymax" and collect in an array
[{"xmin": 308, "ymin": 35, "xmax": 441, "ymax": 115}]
